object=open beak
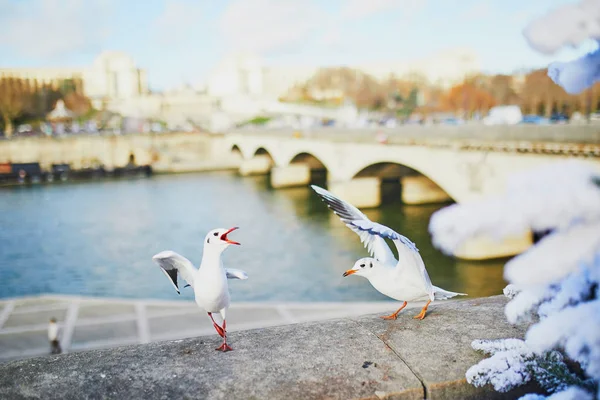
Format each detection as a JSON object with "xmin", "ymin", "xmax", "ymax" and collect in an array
[
  {"xmin": 221, "ymin": 227, "xmax": 240, "ymax": 245},
  {"xmin": 342, "ymin": 269, "xmax": 357, "ymax": 277}
]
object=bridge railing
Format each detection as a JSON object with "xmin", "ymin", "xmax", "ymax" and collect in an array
[{"xmin": 229, "ymin": 124, "xmax": 600, "ymax": 145}]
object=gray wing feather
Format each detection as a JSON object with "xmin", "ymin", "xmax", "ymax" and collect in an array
[
  {"xmin": 311, "ymin": 185, "xmax": 396, "ymax": 265},
  {"xmin": 225, "ymin": 268, "xmax": 248, "ymax": 280},
  {"xmin": 312, "ymin": 185, "xmax": 434, "ymax": 299},
  {"xmin": 152, "ymin": 250, "xmax": 197, "ymax": 294}
]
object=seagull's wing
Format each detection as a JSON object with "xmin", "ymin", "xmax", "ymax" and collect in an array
[
  {"xmin": 311, "ymin": 185, "xmax": 434, "ymax": 300},
  {"xmin": 311, "ymin": 185, "xmax": 396, "ymax": 265},
  {"xmin": 152, "ymin": 250, "xmax": 197, "ymax": 294},
  {"xmin": 354, "ymin": 220, "xmax": 434, "ymax": 301},
  {"xmin": 225, "ymin": 268, "xmax": 249, "ymax": 280}
]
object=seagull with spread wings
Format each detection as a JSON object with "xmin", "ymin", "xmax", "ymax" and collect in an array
[
  {"xmin": 312, "ymin": 185, "xmax": 466, "ymax": 320},
  {"xmin": 152, "ymin": 227, "xmax": 247, "ymax": 352}
]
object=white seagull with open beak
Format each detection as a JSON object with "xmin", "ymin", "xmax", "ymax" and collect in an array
[
  {"xmin": 152, "ymin": 227, "xmax": 247, "ymax": 352},
  {"xmin": 312, "ymin": 185, "xmax": 466, "ymax": 320}
]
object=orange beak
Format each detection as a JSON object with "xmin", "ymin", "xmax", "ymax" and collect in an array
[
  {"xmin": 342, "ymin": 269, "xmax": 357, "ymax": 277},
  {"xmin": 221, "ymin": 227, "xmax": 240, "ymax": 245}
]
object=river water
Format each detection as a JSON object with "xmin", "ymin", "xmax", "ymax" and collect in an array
[{"xmin": 0, "ymin": 172, "xmax": 507, "ymax": 302}]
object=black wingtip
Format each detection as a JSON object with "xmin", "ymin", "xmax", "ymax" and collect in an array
[{"xmin": 165, "ymin": 268, "xmax": 179, "ymax": 292}]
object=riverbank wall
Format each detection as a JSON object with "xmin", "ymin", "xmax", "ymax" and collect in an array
[
  {"xmin": 0, "ymin": 133, "xmax": 241, "ymax": 173},
  {"xmin": 0, "ymin": 295, "xmax": 533, "ymax": 399}
]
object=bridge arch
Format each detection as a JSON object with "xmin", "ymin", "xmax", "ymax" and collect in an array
[
  {"xmin": 250, "ymin": 147, "xmax": 276, "ymax": 165},
  {"xmin": 230, "ymin": 144, "xmax": 243, "ymax": 161},
  {"xmin": 289, "ymin": 152, "xmax": 329, "ymax": 184},
  {"xmin": 289, "ymin": 152, "xmax": 327, "ymax": 169},
  {"xmin": 350, "ymin": 161, "xmax": 455, "ymax": 204},
  {"xmin": 353, "ymin": 162, "xmax": 415, "ymax": 180},
  {"xmin": 254, "ymin": 147, "xmax": 272, "ymax": 157}
]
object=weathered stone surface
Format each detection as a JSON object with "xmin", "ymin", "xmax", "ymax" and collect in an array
[
  {"xmin": 353, "ymin": 296, "xmax": 530, "ymax": 399},
  {"xmin": 0, "ymin": 296, "xmax": 532, "ymax": 400},
  {"xmin": 0, "ymin": 319, "xmax": 423, "ymax": 400}
]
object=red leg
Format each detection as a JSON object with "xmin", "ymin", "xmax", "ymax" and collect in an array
[
  {"xmin": 208, "ymin": 312, "xmax": 225, "ymax": 338},
  {"xmin": 215, "ymin": 319, "xmax": 233, "ymax": 352}
]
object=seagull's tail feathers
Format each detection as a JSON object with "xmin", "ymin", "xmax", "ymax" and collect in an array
[{"xmin": 433, "ymin": 286, "xmax": 467, "ymax": 301}]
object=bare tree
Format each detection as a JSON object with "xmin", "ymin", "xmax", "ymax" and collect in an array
[
  {"xmin": 64, "ymin": 92, "xmax": 91, "ymax": 116},
  {"xmin": 0, "ymin": 78, "xmax": 27, "ymax": 137},
  {"xmin": 442, "ymin": 80, "xmax": 496, "ymax": 117}
]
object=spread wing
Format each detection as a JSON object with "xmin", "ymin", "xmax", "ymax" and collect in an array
[
  {"xmin": 152, "ymin": 250, "xmax": 197, "ymax": 294},
  {"xmin": 311, "ymin": 185, "xmax": 434, "ymax": 300},
  {"xmin": 353, "ymin": 219, "xmax": 434, "ymax": 301},
  {"xmin": 225, "ymin": 268, "xmax": 248, "ymax": 280},
  {"xmin": 311, "ymin": 185, "xmax": 396, "ymax": 266}
]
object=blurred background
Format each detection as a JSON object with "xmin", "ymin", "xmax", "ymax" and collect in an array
[
  {"xmin": 0, "ymin": 0, "xmax": 599, "ymax": 360},
  {"xmin": 0, "ymin": 0, "xmax": 599, "ymax": 136}
]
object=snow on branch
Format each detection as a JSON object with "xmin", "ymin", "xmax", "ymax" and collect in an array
[
  {"xmin": 429, "ymin": 161, "xmax": 600, "ymax": 257},
  {"xmin": 429, "ymin": 160, "xmax": 600, "ymax": 398},
  {"xmin": 523, "ymin": 0, "xmax": 600, "ymax": 54},
  {"xmin": 526, "ymin": 299, "xmax": 600, "ymax": 378},
  {"xmin": 523, "ymin": 0, "xmax": 600, "ymax": 94},
  {"xmin": 467, "ymin": 339, "xmax": 589, "ymax": 395},
  {"xmin": 504, "ymin": 222, "xmax": 600, "ymax": 287},
  {"xmin": 546, "ymin": 48, "xmax": 600, "ymax": 95}
]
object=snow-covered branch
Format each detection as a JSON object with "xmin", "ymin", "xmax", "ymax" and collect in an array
[
  {"xmin": 429, "ymin": 161, "xmax": 600, "ymax": 258},
  {"xmin": 522, "ymin": 0, "xmax": 600, "ymax": 94},
  {"xmin": 429, "ymin": 160, "xmax": 600, "ymax": 398}
]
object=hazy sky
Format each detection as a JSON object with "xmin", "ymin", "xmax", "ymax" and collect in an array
[{"xmin": 0, "ymin": 0, "xmax": 597, "ymax": 90}]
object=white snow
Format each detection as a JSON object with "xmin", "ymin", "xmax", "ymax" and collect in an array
[
  {"xmin": 523, "ymin": 0, "xmax": 600, "ymax": 54},
  {"xmin": 544, "ymin": 386, "xmax": 594, "ymax": 400},
  {"xmin": 547, "ymin": 48, "xmax": 600, "ymax": 95},
  {"xmin": 523, "ymin": 0, "xmax": 600, "ymax": 94},
  {"xmin": 526, "ymin": 299, "xmax": 600, "ymax": 378},
  {"xmin": 429, "ymin": 161, "xmax": 600, "ymax": 256},
  {"xmin": 503, "ymin": 284, "xmax": 521, "ymax": 299},
  {"xmin": 429, "ymin": 160, "xmax": 600, "ymax": 397},
  {"xmin": 504, "ymin": 285, "xmax": 551, "ymax": 324},
  {"xmin": 504, "ymin": 222, "xmax": 600, "ymax": 287}
]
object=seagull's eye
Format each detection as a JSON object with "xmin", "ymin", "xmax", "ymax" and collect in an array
[
  {"xmin": 360, "ymin": 264, "xmax": 365, "ymax": 268},
  {"xmin": 213, "ymin": 232, "xmax": 219, "ymax": 236}
]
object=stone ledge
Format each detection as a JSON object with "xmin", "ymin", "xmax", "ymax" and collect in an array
[{"xmin": 0, "ymin": 296, "xmax": 532, "ymax": 400}]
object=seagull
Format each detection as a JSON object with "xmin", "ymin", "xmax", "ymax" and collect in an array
[
  {"xmin": 152, "ymin": 227, "xmax": 248, "ymax": 352},
  {"xmin": 311, "ymin": 185, "xmax": 466, "ymax": 320}
]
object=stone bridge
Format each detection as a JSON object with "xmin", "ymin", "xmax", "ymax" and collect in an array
[{"xmin": 225, "ymin": 126, "xmax": 600, "ymax": 260}]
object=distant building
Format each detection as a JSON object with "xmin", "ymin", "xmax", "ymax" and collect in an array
[
  {"xmin": 206, "ymin": 54, "xmax": 264, "ymax": 98},
  {"xmin": 0, "ymin": 51, "xmax": 148, "ymax": 109},
  {"xmin": 83, "ymin": 52, "xmax": 148, "ymax": 105},
  {"xmin": 205, "ymin": 49, "xmax": 482, "ymax": 102},
  {"xmin": 356, "ymin": 48, "xmax": 481, "ymax": 88}
]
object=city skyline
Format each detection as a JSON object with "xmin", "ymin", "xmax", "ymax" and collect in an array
[{"xmin": 0, "ymin": 0, "xmax": 598, "ymax": 91}]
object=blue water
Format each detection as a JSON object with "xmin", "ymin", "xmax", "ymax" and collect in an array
[{"xmin": 0, "ymin": 172, "xmax": 506, "ymax": 302}]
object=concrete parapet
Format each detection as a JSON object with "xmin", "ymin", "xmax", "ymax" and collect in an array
[
  {"xmin": 270, "ymin": 164, "xmax": 311, "ymax": 188},
  {"xmin": 0, "ymin": 296, "xmax": 531, "ymax": 400},
  {"xmin": 328, "ymin": 177, "xmax": 381, "ymax": 208},
  {"xmin": 239, "ymin": 155, "xmax": 272, "ymax": 176},
  {"xmin": 401, "ymin": 175, "xmax": 452, "ymax": 205},
  {"xmin": 0, "ymin": 133, "xmax": 225, "ymax": 173}
]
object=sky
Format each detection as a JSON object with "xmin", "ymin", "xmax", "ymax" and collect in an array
[{"xmin": 0, "ymin": 0, "xmax": 597, "ymax": 91}]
